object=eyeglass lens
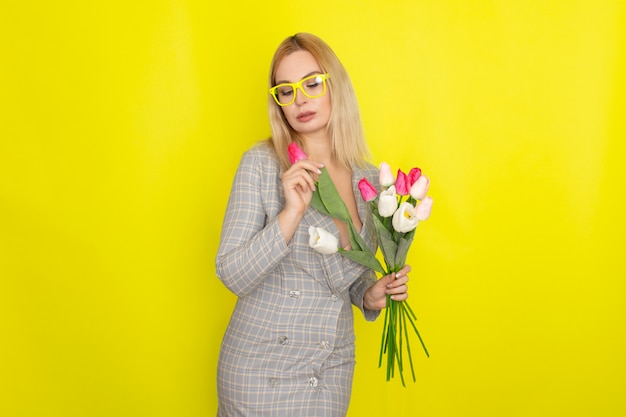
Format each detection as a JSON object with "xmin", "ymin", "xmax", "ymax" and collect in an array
[{"xmin": 275, "ymin": 75, "xmax": 325, "ymax": 105}]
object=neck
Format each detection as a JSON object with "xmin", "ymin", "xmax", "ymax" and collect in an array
[{"xmin": 302, "ymin": 135, "xmax": 333, "ymax": 166}]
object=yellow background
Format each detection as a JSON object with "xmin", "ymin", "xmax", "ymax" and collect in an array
[{"xmin": 1, "ymin": 1, "xmax": 624, "ymax": 416}]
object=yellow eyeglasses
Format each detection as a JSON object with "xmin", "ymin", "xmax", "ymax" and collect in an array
[{"xmin": 269, "ymin": 73, "xmax": 330, "ymax": 107}]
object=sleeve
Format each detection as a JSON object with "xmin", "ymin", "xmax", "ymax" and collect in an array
[
  {"xmin": 348, "ymin": 163, "xmax": 383, "ymax": 321},
  {"xmin": 349, "ymin": 268, "xmax": 381, "ymax": 322},
  {"xmin": 215, "ymin": 148, "xmax": 291, "ymax": 297}
]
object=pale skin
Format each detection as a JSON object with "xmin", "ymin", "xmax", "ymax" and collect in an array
[{"xmin": 274, "ymin": 50, "xmax": 410, "ymax": 311}]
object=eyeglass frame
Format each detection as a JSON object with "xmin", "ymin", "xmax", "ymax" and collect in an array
[{"xmin": 269, "ymin": 73, "xmax": 331, "ymax": 107}]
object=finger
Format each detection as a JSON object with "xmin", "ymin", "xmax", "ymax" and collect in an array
[
  {"xmin": 385, "ymin": 284, "xmax": 409, "ymax": 294},
  {"xmin": 291, "ymin": 159, "xmax": 324, "ymax": 174},
  {"xmin": 387, "ymin": 274, "xmax": 408, "ymax": 288},
  {"xmin": 397, "ymin": 265, "xmax": 412, "ymax": 276},
  {"xmin": 294, "ymin": 165, "xmax": 320, "ymax": 184},
  {"xmin": 297, "ymin": 172, "xmax": 316, "ymax": 191},
  {"xmin": 390, "ymin": 292, "xmax": 409, "ymax": 301},
  {"xmin": 285, "ymin": 170, "xmax": 316, "ymax": 192},
  {"xmin": 380, "ymin": 273, "xmax": 396, "ymax": 288}
]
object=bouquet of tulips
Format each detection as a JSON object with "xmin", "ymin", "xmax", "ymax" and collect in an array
[{"xmin": 288, "ymin": 143, "xmax": 433, "ymax": 386}]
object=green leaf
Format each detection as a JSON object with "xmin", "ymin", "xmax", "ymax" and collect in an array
[
  {"xmin": 347, "ymin": 221, "xmax": 370, "ymax": 253},
  {"xmin": 310, "ymin": 168, "xmax": 373, "ymax": 256},
  {"xmin": 316, "ymin": 168, "xmax": 351, "ymax": 223},
  {"xmin": 309, "ymin": 189, "xmax": 332, "ymax": 216},
  {"xmin": 394, "ymin": 234, "xmax": 414, "ymax": 268},
  {"xmin": 373, "ymin": 215, "xmax": 398, "ymax": 268},
  {"xmin": 338, "ymin": 248, "xmax": 386, "ymax": 275}
]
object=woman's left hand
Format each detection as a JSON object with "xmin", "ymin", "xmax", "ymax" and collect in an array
[{"xmin": 363, "ymin": 264, "xmax": 411, "ymax": 311}]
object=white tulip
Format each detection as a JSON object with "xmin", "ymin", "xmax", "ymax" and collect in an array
[
  {"xmin": 308, "ymin": 226, "xmax": 339, "ymax": 254},
  {"xmin": 392, "ymin": 202, "xmax": 419, "ymax": 233},
  {"xmin": 378, "ymin": 185, "xmax": 398, "ymax": 217}
]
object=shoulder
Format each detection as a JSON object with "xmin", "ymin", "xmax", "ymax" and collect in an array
[
  {"xmin": 354, "ymin": 161, "xmax": 379, "ymax": 183},
  {"xmin": 239, "ymin": 141, "xmax": 281, "ymax": 172}
]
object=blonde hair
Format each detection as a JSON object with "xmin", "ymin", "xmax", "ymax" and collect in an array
[{"xmin": 267, "ymin": 33, "xmax": 370, "ymax": 171}]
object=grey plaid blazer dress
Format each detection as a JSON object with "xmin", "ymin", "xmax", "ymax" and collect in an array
[{"xmin": 216, "ymin": 142, "xmax": 380, "ymax": 416}]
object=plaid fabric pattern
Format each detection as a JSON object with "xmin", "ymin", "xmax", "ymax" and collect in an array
[{"xmin": 216, "ymin": 143, "xmax": 380, "ymax": 416}]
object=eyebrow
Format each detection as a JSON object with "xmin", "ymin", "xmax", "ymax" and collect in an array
[{"xmin": 275, "ymin": 71, "xmax": 323, "ymax": 85}]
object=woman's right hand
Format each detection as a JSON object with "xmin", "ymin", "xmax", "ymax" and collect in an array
[{"xmin": 280, "ymin": 159, "xmax": 324, "ymax": 217}]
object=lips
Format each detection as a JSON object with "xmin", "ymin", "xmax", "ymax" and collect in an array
[{"xmin": 296, "ymin": 111, "xmax": 315, "ymax": 122}]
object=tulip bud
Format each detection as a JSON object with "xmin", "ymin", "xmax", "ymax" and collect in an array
[
  {"xmin": 408, "ymin": 167, "xmax": 422, "ymax": 185},
  {"xmin": 288, "ymin": 142, "xmax": 308, "ymax": 164},
  {"xmin": 358, "ymin": 178, "xmax": 378, "ymax": 202},
  {"xmin": 409, "ymin": 175, "xmax": 430, "ymax": 200},
  {"xmin": 395, "ymin": 169, "xmax": 410, "ymax": 196},
  {"xmin": 415, "ymin": 196, "xmax": 433, "ymax": 221},
  {"xmin": 377, "ymin": 185, "xmax": 398, "ymax": 217},
  {"xmin": 308, "ymin": 226, "xmax": 339, "ymax": 254},
  {"xmin": 378, "ymin": 162, "xmax": 395, "ymax": 187}
]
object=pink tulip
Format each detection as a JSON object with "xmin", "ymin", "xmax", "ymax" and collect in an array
[
  {"xmin": 378, "ymin": 162, "xmax": 395, "ymax": 187},
  {"xmin": 395, "ymin": 169, "xmax": 410, "ymax": 196},
  {"xmin": 358, "ymin": 178, "xmax": 378, "ymax": 202},
  {"xmin": 408, "ymin": 167, "xmax": 422, "ymax": 185},
  {"xmin": 415, "ymin": 196, "xmax": 433, "ymax": 221},
  {"xmin": 288, "ymin": 142, "xmax": 308, "ymax": 164},
  {"xmin": 409, "ymin": 175, "xmax": 430, "ymax": 200}
]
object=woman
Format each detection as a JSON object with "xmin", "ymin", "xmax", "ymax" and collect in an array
[{"xmin": 215, "ymin": 32, "xmax": 411, "ymax": 416}]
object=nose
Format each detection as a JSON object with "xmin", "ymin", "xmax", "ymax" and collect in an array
[{"xmin": 294, "ymin": 86, "xmax": 308, "ymax": 106}]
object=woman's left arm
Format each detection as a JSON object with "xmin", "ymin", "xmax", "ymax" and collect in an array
[{"xmin": 363, "ymin": 265, "xmax": 411, "ymax": 311}]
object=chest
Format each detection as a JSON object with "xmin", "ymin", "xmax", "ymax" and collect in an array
[{"xmin": 327, "ymin": 167, "xmax": 362, "ymax": 248}]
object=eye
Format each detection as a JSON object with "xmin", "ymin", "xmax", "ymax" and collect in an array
[
  {"xmin": 277, "ymin": 86, "xmax": 294, "ymax": 97},
  {"xmin": 305, "ymin": 77, "xmax": 322, "ymax": 88}
]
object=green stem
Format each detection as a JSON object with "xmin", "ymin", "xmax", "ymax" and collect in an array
[
  {"xmin": 401, "ymin": 301, "xmax": 430, "ymax": 358},
  {"xmin": 378, "ymin": 298, "xmax": 390, "ymax": 368},
  {"xmin": 400, "ymin": 303, "xmax": 416, "ymax": 383},
  {"xmin": 403, "ymin": 298, "xmax": 418, "ymax": 321},
  {"xmin": 391, "ymin": 300, "xmax": 406, "ymax": 387}
]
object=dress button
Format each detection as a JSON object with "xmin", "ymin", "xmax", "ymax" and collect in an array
[
  {"xmin": 308, "ymin": 376, "xmax": 319, "ymax": 387},
  {"xmin": 278, "ymin": 336, "xmax": 289, "ymax": 345},
  {"xmin": 269, "ymin": 378, "xmax": 279, "ymax": 387},
  {"xmin": 320, "ymin": 340, "xmax": 331, "ymax": 350},
  {"xmin": 330, "ymin": 294, "xmax": 339, "ymax": 302},
  {"xmin": 289, "ymin": 290, "xmax": 301, "ymax": 298}
]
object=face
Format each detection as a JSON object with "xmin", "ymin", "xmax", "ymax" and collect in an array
[{"xmin": 273, "ymin": 50, "xmax": 331, "ymax": 139}]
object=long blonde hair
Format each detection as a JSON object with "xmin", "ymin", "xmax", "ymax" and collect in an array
[{"xmin": 267, "ymin": 33, "xmax": 370, "ymax": 171}]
